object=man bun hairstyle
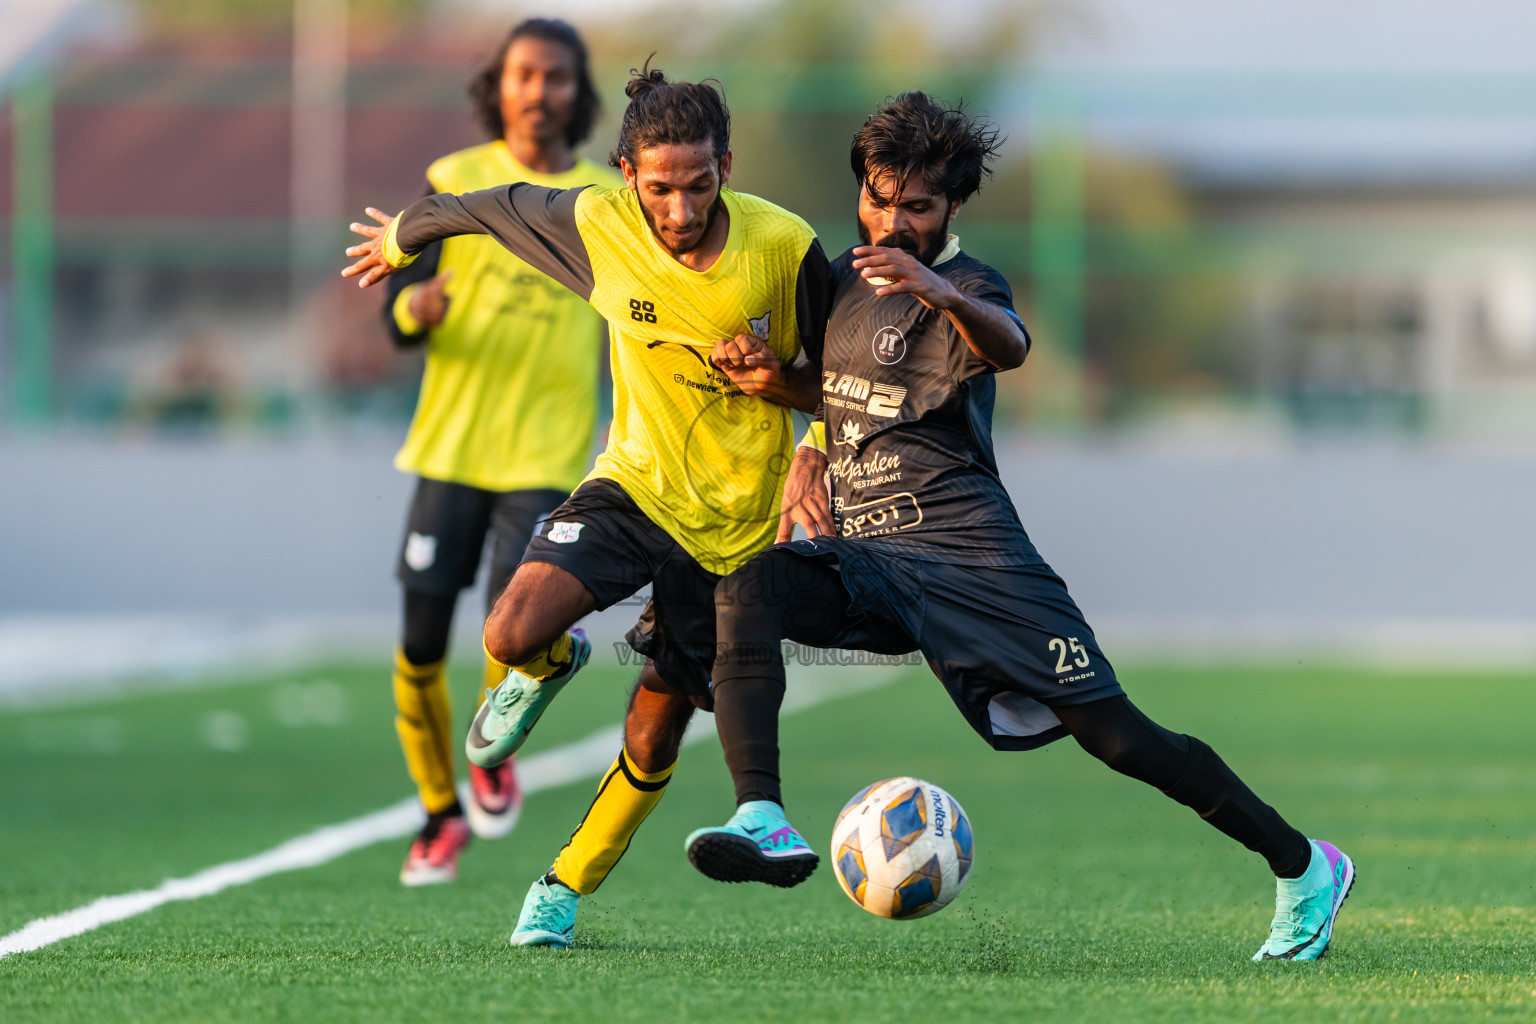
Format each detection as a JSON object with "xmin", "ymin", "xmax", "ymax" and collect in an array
[
  {"xmin": 468, "ymin": 18, "xmax": 600, "ymax": 148},
  {"xmin": 850, "ymin": 91, "xmax": 1002, "ymax": 205},
  {"xmin": 610, "ymin": 56, "xmax": 731, "ymax": 168}
]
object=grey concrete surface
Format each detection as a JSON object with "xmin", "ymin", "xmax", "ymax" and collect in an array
[
  {"xmin": 2, "ymin": 434, "xmax": 1533, "ymax": 693},
  {"xmin": 7, "ymin": 434, "xmax": 1531, "ymax": 618}
]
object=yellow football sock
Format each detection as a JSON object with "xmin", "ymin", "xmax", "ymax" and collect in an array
[
  {"xmin": 478, "ymin": 654, "xmax": 504, "ymax": 711},
  {"xmin": 549, "ymin": 748, "xmax": 675, "ymax": 894},
  {"xmin": 392, "ymin": 648, "xmax": 458, "ymax": 815},
  {"xmin": 506, "ymin": 630, "xmax": 574, "ymax": 682}
]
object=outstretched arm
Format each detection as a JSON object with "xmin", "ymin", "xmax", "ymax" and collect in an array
[{"xmin": 344, "ymin": 184, "xmax": 596, "ymax": 299}]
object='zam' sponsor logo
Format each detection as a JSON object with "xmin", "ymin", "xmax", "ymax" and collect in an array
[{"xmin": 821, "ymin": 371, "xmax": 906, "ymax": 418}]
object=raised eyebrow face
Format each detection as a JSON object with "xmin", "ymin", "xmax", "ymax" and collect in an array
[
  {"xmin": 644, "ymin": 171, "xmax": 717, "ymax": 192},
  {"xmin": 864, "ymin": 175, "xmax": 939, "ymax": 210}
]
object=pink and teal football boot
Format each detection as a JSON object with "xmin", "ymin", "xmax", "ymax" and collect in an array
[
  {"xmin": 1253, "ymin": 839, "xmax": 1356, "ymax": 960},
  {"xmin": 685, "ymin": 800, "xmax": 819, "ymax": 888}
]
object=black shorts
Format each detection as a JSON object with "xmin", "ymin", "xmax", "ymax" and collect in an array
[
  {"xmin": 397, "ymin": 477, "xmax": 567, "ymax": 599},
  {"xmin": 755, "ymin": 537, "xmax": 1126, "ymax": 751},
  {"xmin": 520, "ymin": 478, "xmax": 721, "ymax": 704}
]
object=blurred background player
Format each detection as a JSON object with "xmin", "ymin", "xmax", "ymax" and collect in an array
[{"xmin": 382, "ymin": 18, "xmax": 619, "ymax": 887}]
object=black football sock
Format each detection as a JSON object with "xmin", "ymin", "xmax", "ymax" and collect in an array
[
  {"xmin": 421, "ymin": 801, "xmax": 464, "ymax": 839},
  {"xmin": 711, "ymin": 675, "xmax": 786, "ymax": 807},
  {"xmin": 401, "ymin": 589, "xmax": 457, "ymax": 666},
  {"xmin": 712, "ymin": 558, "xmax": 794, "ymax": 809},
  {"xmin": 1057, "ymin": 696, "xmax": 1310, "ymax": 878},
  {"xmin": 1164, "ymin": 737, "xmax": 1312, "ymax": 878},
  {"xmin": 713, "ymin": 551, "xmax": 855, "ymax": 811}
]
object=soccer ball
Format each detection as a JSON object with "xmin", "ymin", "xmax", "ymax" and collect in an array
[{"xmin": 830, "ymin": 777, "xmax": 974, "ymax": 919}]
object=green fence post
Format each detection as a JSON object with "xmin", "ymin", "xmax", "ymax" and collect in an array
[
  {"xmin": 11, "ymin": 70, "xmax": 55, "ymax": 426},
  {"xmin": 1030, "ymin": 82, "xmax": 1087, "ymax": 426}
]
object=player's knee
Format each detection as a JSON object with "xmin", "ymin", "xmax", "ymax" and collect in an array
[
  {"xmin": 482, "ymin": 611, "xmax": 538, "ymax": 668},
  {"xmin": 715, "ymin": 557, "xmax": 790, "ymax": 644},
  {"xmin": 715, "ymin": 558, "xmax": 769, "ymax": 615},
  {"xmin": 624, "ymin": 723, "xmax": 681, "ymax": 773},
  {"xmin": 1075, "ymin": 729, "xmax": 1137, "ymax": 775}
]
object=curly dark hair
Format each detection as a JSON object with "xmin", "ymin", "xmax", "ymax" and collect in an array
[
  {"xmin": 850, "ymin": 92, "xmax": 1003, "ymax": 205},
  {"xmin": 467, "ymin": 18, "xmax": 599, "ymax": 148},
  {"xmin": 608, "ymin": 57, "xmax": 731, "ymax": 169}
]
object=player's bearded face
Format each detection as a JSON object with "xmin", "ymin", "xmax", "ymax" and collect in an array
[
  {"xmin": 498, "ymin": 37, "xmax": 580, "ymax": 144},
  {"xmin": 856, "ymin": 173, "xmax": 955, "ymax": 266},
  {"xmin": 626, "ymin": 143, "xmax": 731, "ymax": 256}
]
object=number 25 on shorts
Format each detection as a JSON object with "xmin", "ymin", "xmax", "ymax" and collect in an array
[{"xmin": 1048, "ymin": 637, "xmax": 1089, "ymax": 676}]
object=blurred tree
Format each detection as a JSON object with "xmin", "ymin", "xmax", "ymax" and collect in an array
[
  {"xmin": 580, "ymin": 0, "xmax": 1043, "ymax": 233},
  {"xmin": 124, "ymin": 0, "xmax": 430, "ymax": 44}
]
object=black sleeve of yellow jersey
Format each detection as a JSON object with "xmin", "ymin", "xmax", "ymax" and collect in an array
[
  {"xmin": 381, "ymin": 182, "xmax": 441, "ymax": 347},
  {"xmin": 794, "ymin": 238, "xmax": 836, "ymax": 368},
  {"xmin": 394, "ymin": 183, "xmax": 596, "ymax": 300},
  {"xmin": 381, "ymin": 239, "xmax": 442, "ymax": 348},
  {"xmin": 950, "ymin": 262, "xmax": 1032, "ymax": 381}
]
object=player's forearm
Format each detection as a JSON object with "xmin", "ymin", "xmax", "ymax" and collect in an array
[
  {"xmin": 777, "ymin": 359, "xmax": 824, "ymax": 413},
  {"xmin": 393, "ymin": 191, "xmax": 498, "ymax": 255},
  {"xmin": 392, "ymin": 184, "xmax": 593, "ymax": 300},
  {"xmin": 942, "ymin": 293, "xmax": 1030, "ymax": 370}
]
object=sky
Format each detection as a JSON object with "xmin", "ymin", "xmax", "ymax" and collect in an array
[
  {"xmin": 452, "ymin": 0, "xmax": 1536, "ymax": 180},
  {"xmin": 457, "ymin": 0, "xmax": 1536, "ymax": 71},
  {"xmin": 9, "ymin": 0, "xmax": 1535, "ymax": 180},
  {"xmin": 1030, "ymin": 0, "xmax": 1536, "ymax": 72},
  {"xmin": 1018, "ymin": 0, "xmax": 1536, "ymax": 181}
]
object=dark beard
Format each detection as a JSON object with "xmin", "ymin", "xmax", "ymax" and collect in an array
[
  {"xmin": 645, "ymin": 193, "xmax": 725, "ymax": 256},
  {"xmin": 856, "ymin": 219, "xmax": 949, "ymax": 266}
]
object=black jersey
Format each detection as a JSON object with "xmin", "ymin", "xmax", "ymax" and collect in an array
[{"xmin": 818, "ymin": 241, "xmax": 1041, "ymax": 567}]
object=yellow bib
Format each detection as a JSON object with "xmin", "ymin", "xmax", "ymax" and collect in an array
[{"xmin": 393, "ymin": 142, "xmax": 621, "ymax": 493}]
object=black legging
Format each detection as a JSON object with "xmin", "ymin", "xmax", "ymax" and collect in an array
[
  {"xmin": 711, "ymin": 555, "xmax": 1312, "ymax": 879},
  {"xmin": 400, "ymin": 588, "xmax": 459, "ymax": 666}
]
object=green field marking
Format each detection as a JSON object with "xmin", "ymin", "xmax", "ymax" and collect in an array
[{"xmin": 2, "ymin": 661, "xmax": 1534, "ymax": 1022}]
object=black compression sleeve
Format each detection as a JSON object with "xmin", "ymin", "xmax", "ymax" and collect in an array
[
  {"xmin": 712, "ymin": 551, "xmax": 856, "ymax": 807},
  {"xmin": 793, "ymin": 238, "xmax": 836, "ymax": 367},
  {"xmin": 395, "ymin": 183, "xmax": 595, "ymax": 299},
  {"xmin": 401, "ymin": 589, "xmax": 456, "ymax": 666},
  {"xmin": 381, "ymin": 239, "xmax": 443, "ymax": 348},
  {"xmin": 1054, "ymin": 696, "xmax": 1311, "ymax": 878}
]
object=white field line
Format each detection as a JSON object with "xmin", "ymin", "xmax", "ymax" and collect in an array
[{"xmin": 0, "ymin": 665, "xmax": 903, "ymax": 959}]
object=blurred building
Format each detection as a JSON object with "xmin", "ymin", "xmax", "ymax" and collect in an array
[
  {"xmin": 5, "ymin": 4, "xmax": 1536, "ymax": 441},
  {"xmin": 1203, "ymin": 182, "xmax": 1536, "ymax": 434}
]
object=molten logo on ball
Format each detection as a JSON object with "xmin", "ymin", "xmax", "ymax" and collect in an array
[{"xmin": 830, "ymin": 776, "xmax": 973, "ymax": 919}]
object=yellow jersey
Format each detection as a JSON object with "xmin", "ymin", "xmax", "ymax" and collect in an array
[
  {"xmin": 384, "ymin": 182, "xmax": 832, "ymax": 574},
  {"xmin": 384, "ymin": 142, "xmax": 621, "ymax": 493}
]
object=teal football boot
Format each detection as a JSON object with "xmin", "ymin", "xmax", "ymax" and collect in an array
[
  {"xmin": 1253, "ymin": 839, "xmax": 1356, "ymax": 961},
  {"xmin": 685, "ymin": 800, "xmax": 819, "ymax": 888},
  {"xmin": 466, "ymin": 628, "xmax": 590, "ymax": 769},
  {"xmin": 510, "ymin": 876, "xmax": 579, "ymax": 948}
]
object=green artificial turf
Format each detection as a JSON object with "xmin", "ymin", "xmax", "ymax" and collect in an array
[{"xmin": 1, "ymin": 658, "xmax": 1533, "ymax": 1022}]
